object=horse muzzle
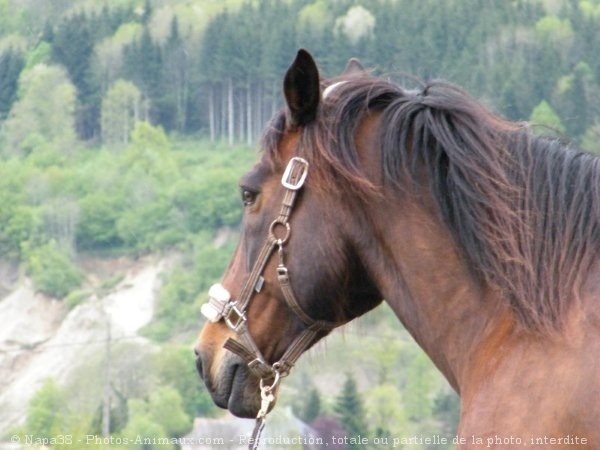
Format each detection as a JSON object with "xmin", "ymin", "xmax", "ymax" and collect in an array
[{"xmin": 195, "ymin": 319, "xmax": 263, "ymax": 418}]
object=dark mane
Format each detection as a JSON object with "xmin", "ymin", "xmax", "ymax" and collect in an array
[{"xmin": 262, "ymin": 76, "xmax": 600, "ymax": 332}]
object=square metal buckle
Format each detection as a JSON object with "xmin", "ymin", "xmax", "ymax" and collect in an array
[
  {"xmin": 224, "ymin": 304, "xmax": 247, "ymax": 331},
  {"xmin": 281, "ymin": 157, "xmax": 309, "ymax": 190}
]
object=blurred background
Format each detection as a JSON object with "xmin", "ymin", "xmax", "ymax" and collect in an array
[{"xmin": 0, "ymin": 0, "xmax": 598, "ymax": 449}]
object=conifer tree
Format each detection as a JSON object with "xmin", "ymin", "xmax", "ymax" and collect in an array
[
  {"xmin": 52, "ymin": 12, "xmax": 97, "ymax": 138},
  {"xmin": 334, "ymin": 373, "xmax": 369, "ymax": 448},
  {"xmin": 0, "ymin": 48, "xmax": 24, "ymax": 121},
  {"xmin": 123, "ymin": 27, "xmax": 164, "ymax": 126},
  {"xmin": 302, "ymin": 387, "xmax": 321, "ymax": 424}
]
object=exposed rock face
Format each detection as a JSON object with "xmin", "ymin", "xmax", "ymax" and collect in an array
[{"xmin": 0, "ymin": 258, "xmax": 166, "ymax": 434}]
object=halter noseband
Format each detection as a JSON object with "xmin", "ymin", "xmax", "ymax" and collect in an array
[{"xmin": 201, "ymin": 156, "xmax": 336, "ymax": 395}]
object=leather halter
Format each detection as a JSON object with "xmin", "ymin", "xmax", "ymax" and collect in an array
[{"xmin": 201, "ymin": 157, "xmax": 336, "ymax": 384}]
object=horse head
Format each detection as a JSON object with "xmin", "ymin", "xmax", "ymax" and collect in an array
[{"xmin": 194, "ymin": 50, "xmax": 382, "ymax": 418}]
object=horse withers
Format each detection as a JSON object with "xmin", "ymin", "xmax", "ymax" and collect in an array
[{"xmin": 194, "ymin": 49, "xmax": 600, "ymax": 448}]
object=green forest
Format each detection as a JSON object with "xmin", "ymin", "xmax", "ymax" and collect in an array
[
  {"xmin": 1, "ymin": 0, "xmax": 600, "ymax": 149},
  {"xmin": 1, "ymin": 0, "xmax": 599, "ymax": 448}
]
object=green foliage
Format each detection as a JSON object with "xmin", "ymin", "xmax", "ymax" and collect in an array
[
  {"xmin": 582, "ymin": 122, "xmax": 600, "ymax": 153},
  {"xmin": 530, "ymin": 100, "xmax": 566, "ymax": 135},
  {"xmin": 122, "ymin": 27, "xmax": 163, "ymax": 123},
  {"xmin": 173, "ymin": 168, "xmax": 242, "ymax": 231},
  {"xmin": 153, "ymin": 345, "xmax": 218, "ymax": 418},
  {"xmin": 0, "ymin": 47, "xmax": 24, "ymax": 120},
  {"xmin": 119, "ymin": 399, "xmax": 173, "ymax": 450},
  {"xmin": 50, "ymin": 7, "xmax": 134, "ymax": 139},
  {"xmin": 23, "ymin": 240, "xmax": 83, "ymax": 298},
  {"xmin": 147, "ymin": 387, "xmax": 190, "ymax": 437},
  {"xmin": 116, "ymin": 196, "xmax": 180, "ymax": 253},
  {"xmin": 0, "ymin": 204, "xmax": 41, "ymax": 261},
  {"xmin": 77, "ymin": 193, "xmax": 126, "ymax": 250},
  {"xmin": 64, "ymin": 289, "xmax": 91, "ymax": 310},
  {"xmin": 365, "ymin": 383, "xmax": 408, "ymax": 443},
  {"xmin": 334, "ymin": 5, "xmax": 376, "ymax": 46},
  {"xmin": 535, "ymin": 15, "xmax": 574, "ymax": 44},
  {"xmin": 432, "ymin": 390, "xmax": 461, "ymax": 440},
  {"xmin": 22, "ymin": 42, "xmax": 52, "ymax": 71},
  {"xmin": 117, "ymin": 387, "xmax": 189, "ymax": 449},
  {"xmin": 26, "ymin": 379, "xmax": 65, "ymax": 438},
  {"xmin": 101, "ymin": 79, "xmax": 142, "ymax": 147},
  {"xmin": 1, "ymin": 0, "xmax": 600, "ymax": 144},
  {"xmin": 298, "ymin": 1, "xmax": 333, "ymax": 36},
  {"xmin": 403, "ymin": 350, "xmax": 438, "ymax": 421},
  {"xmin": 144, "ymin": 233, "xmax": 236, "ymax": 341},
  {"xmin": 2, "ymin": 63, "xmax": 77, "ymax": 157},
  {"xmin": 301, "ymin": 387, "xmax": 322, "ymax": 423},
  {"xmin": 124, "ymin": 121, "xmax": 176, "ymax": 180}
]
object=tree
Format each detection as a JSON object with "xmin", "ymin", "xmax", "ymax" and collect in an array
[
  {"xmin": 553, "ymin": 62, "xmax": 596, "ymax": 139},
  {"xmin": 93, "ymin": 21, "xmax": 142, "ymax": 94},
  {"xmin": 529, "ymin": 100, "xmax": 566, "ymax": 135},
  {"xmin": 76, "ymin": 193, "xmax": 126, "ymax": 250},
  {"xmin": 26, "ymin": 379, "xmax": 65, "ymax": 437},
  {"xmin": 403, "ymin": 351, "xmax": 438, "ymax": 421},
  {"xmin": 123, "ymin": 121, "xmax": 175, "ymax": 180},
  {"xmin": 301, "ymin": 387, "xmax": 321, "ymax": 423},
  {"xmin": 122, "ymin": 27, "xmax": 163, "ymax": 125},
  {"xmin": 334, "ymin": 5, "xmax": 376, "ymax": 47},
  {"xmin": 153, "ymin": 345, "xmax": 218, "ymax": 418},
  {"xmin": 42, "ymin": 196, "xmax": 80, "ymax": 254},
  {"xmin": 160, "ymin": 16, "xmax": 189, "ymax": 132},
  {"xmin": 581, "ymin": 122, "xmax": 600, "ymax": 153},
  {"xmin": 432, "ymin": 390, "xmax": 461, "ymax": 441},
  {"xmin": 52, "ymin": 12, "xmax": 100, "ymax": 139},
  {"xmin": 365, "ymin": 384, "xmax": 408, "ymax": 443},
  {"xmin": 148, "ymin": 387, "xmax": 190, "ymax": 437},
  {"xmin": 334, "ymin": 373, "xmax": 369, "ymax": 448},
  {"xmin": 2, "ymin": 64, "xmax": 77, "ymax": 157},
  {"xmin": 0, "ymin": 48, "xmax": 24, "ymax": 121},
  {"xmin": 118, "ymin": 387, "xmax": 190, "ymax": 450},
  {"xmin": 120, "ymin": 399, "xmax": 173, "ymax": 450},
  {"xmin": 101, "ymin": 79, "xmax": 143, "ymax": 146},
  {"xmin": 22, "ymin": 240, "xmax": 83, "ymax": 298}
]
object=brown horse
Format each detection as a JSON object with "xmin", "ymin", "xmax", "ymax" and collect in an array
[{"xmin": 195, "ymin": 49, "xmax": 600, "ymax": 448}]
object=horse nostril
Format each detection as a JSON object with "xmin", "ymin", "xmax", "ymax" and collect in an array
[{"xmin": 194, "ymin": 349, "xmax": 204, "ymax": 380}]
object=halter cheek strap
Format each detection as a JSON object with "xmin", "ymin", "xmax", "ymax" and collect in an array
[{"xmin": 201, "ymin": 156, "xmax": 336, "ymax": 380}]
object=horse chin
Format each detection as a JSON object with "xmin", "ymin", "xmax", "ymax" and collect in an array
[
  {"xmin": 226, "ymin": 364, "xmax": 262, "ymax": 418},
  {"xmin": 207, "ymin": 360, "xmax": 262, "ymax": 418}
]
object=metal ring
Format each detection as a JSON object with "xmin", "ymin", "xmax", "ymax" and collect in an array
[
  {"xmin": 268, "ymin": 220, "xmax": 291, "ymax": 245},
  {"xmin": 260, "ymin": 370, "xmax": 281, "ymax": 393}
]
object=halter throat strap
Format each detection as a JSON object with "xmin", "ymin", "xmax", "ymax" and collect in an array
[{"xmin": 201, "ymin": 157, "xmax": 336, "ymax": 381}]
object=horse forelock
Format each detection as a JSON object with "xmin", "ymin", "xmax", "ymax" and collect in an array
[{"xmin": 260, "ymin": 74, "xmax": 600, "ymax": 332}]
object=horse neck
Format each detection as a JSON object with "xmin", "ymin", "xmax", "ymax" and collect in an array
[{"xmin": 356, "ymin": 190, "xmax": 512, "ymax": 391}]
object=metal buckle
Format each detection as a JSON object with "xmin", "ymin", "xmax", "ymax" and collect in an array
[
  {"xmin": 281, "ymin": 157, "xmax": 309, "ymax": 190},
  {"xmin": 224, "ymin": 304, "xmax": 246, "ymax": 331}
]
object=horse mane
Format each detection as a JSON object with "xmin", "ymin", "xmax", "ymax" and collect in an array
[{"xmin": 262, "ymin": 76, "xmax": 600, "ymax": 332}]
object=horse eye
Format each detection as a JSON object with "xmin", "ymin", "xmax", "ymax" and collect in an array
[{"xmin": 241, "ymin": 188, "xmax": 257, "ymax": 206}]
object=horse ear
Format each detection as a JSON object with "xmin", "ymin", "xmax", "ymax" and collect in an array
[
  {"xmin": 283, "ymin": 49, "xmax": 320, "ymax": 127},
  {"xmin": 343, "ymin": 58, "xmax": 366, "ymax": 76}
]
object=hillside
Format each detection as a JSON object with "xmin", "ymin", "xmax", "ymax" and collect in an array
[
  {"xmin": 0, "ymin": 256, "xmax": 165, "ymax": 434},
  {"xmin": 0, "ymin": 254, "xmax": 458, "ymax": 448}
]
